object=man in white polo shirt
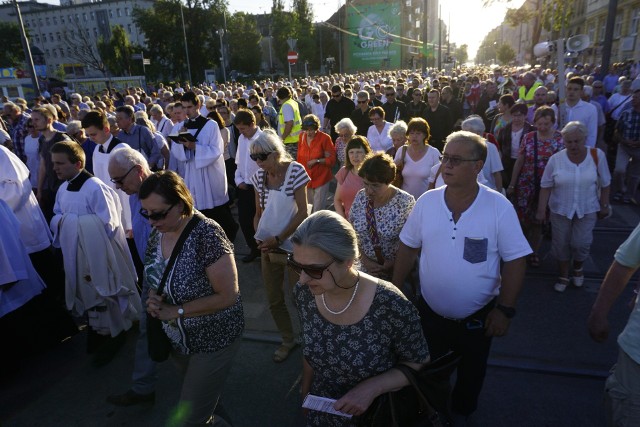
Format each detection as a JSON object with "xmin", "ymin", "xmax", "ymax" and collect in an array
[
  {"xmin": 393, "ymin": 130, "xmax": 531, "ymax": 423},
  {"xmin": 558, "ymin": 76, "xmax": 598, "ymax": 147}
]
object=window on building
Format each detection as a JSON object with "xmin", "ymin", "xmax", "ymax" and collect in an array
[
  {"xmin": 614, "ymin": 14, "xmax": 622, "ymax": 38},
  {"xmin": 45, "ymin": 17, "xmax": 50, "ymax": 25},
  {"xmin": 91, "ymin": 12, "xmax": 95, "ymax": 20},
  {"xmin": 127, "ymin": 24, "xmax": 132, "ymax": 34},
  {"xmin": 61, "ymin": 16, "xmax": 65, "ymax": 24},
  {"xmin": 25, "ymin": 22, "xmax": 29, "ymax": 28},
  {"xmin": 45, "ymin": 49, "xmax": 49, "ymax": 56},
  {"xmin": 35, "ymin": 35, "xmax": 40, "ymax": 43},
  {"xmin": 588, "ymin": 26, "xmax": 595, "ymax": 45},
  {"xmin": 42, "ymin": 34, "xmax": 46, "ymax": 42},
  {"xmin": 70, "ymin": 30, "xmax": 75, "ymax": 38},
  {"xmin": 125, "ymin": 7, "xmax": 130, "ymax": 16},
  {"xmin": 57, "ymin": 32, "xmax": 61, "ymax": 41},
  {"xmin": 93, "ymin": 28, "xmax": 98, "ymax": 38},
  {"xmin": 83, "ymin": 13, "xmax": 87, "ymax": 21},
  {"xmin": 600, "ymin": 22, "xmax": 605, "ymax": 42},
  {"xmin": 49, "ymin": 32, "xmax": 53, "ymax": 41},
  {"xmin": 75, "ymin": 14, "xmax": 79, "ymax": 22},
  {"xmin": 117, "ymin": 8, "xmax": 121, "ymax": 17},
  {"xmin": 38, "ymin": 18, "xmax": 42, "ymax": 26},
  {"xmin": 53, "ymin": 17, "xmax": 57, "ymax": 25},
  {"xmin": 109, "ymin": 10, "xmax": 113, "ymax": 18},
  {"xmin": 632, "ymin": 9, "xmax": 640, "ymax": 36},
  {"xmin": 53, "ymin": 50, "xmax": 57, "ymax": 58}
]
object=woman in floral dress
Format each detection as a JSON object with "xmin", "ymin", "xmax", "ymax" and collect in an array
[{"xmin": 507, "ymin": 106, "xmax": 564, "ymax": 267}]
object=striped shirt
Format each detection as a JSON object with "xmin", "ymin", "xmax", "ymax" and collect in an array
[
  {"xmin": 250, "ymin": 161, "xmax": 310, "ymax": 210},
  {"xmin": 618, "ymin": 109, "xmax": 640, "ymax": 142}
]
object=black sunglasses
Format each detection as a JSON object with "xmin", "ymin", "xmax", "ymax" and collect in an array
[
  {"xmin": 287, "ymin": 253, "xmax": 334, "ymax": 279},
  {"xmin": 250, "ymin": 152, "xmax": 271, "ymax": 162},
  {"xmin": 110, "ymin": 165, "xmax": 137, "ymax": 185},
  {"xmin": 139, "ymin": 204, "xmax": 175, "ymax": 221}
]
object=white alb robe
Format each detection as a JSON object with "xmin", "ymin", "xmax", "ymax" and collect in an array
[{"xmin": 92, "ymin": 138, "xmax": 133, "ymax": 230}]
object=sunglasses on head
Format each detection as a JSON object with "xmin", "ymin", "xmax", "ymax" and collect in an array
[
  {"xmin": 287, "ymin": 253, "xmax": 334, "ymax": 279},
  {"xmin": 250, "ymin": 152, "xmax": 271, "ymax": 161},
  {"xmin": 139, "ymin": 204, "xmax": 175, "ymax": 221}
]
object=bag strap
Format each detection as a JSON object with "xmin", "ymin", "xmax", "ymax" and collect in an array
[
  {"xmin": 157, "ymin": 213, "xmax": 203, "ymax": 295},
  {"xmin": 610, "ymin": 95, "xmax": 632, "ymax": 115},
  {"xmin": 590, "ymin": 147, "xmax": 601, "ymax": 183},
  {"xmin": 365, "ymin": 198, "xmax": 385, "ymax": 265},
  {"xmin": 394, "ymin": 364, "xmax": 440, "ymax": 424}
]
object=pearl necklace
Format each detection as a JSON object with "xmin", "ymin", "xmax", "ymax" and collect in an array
[{"xmin": 321, "ymin": 280, "xmax": 360, "ymax": 315}]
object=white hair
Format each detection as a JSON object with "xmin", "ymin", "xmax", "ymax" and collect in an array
[{"xmin": 109, "ymin": 147, "xmax": 150, "ymax": 171}]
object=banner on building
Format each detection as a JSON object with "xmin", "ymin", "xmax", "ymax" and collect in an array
[{"xmin": 346, "ymin": 2, "xmax": 401, "ymax": 70}]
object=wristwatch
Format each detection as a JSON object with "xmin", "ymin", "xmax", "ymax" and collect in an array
[
  {"xmin": 496, "ymin": 304, "xmax": 516, "ymax": 319},
  {"xmin": 177, "ymin": 305, "xmax": 185, "ymax": 319}
]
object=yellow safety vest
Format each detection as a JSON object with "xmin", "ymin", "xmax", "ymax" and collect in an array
[
  {"xmin": 518, "ymin": 82, "xmax": 542, "ymax": 106},
  {"xmin": 277, "ymin": 99, "xmax": 302, "ymax": 144}
]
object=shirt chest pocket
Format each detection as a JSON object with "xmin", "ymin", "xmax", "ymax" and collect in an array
[{"xmin": 463, "ymin": 237, "xmax": 488, "ymax": 264}]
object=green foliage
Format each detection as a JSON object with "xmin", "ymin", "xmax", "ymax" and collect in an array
[
  {"xmin": 540, "ymin": 0, "xmax": 572, "ymax": 33},
  {"xmin": 505, "ymin": 7, "xmax": 533, "ymax": 28},
  {"xmin": 133, "ymin": 0, "xmax": 228, "ymax": 82},
  {"xmin": 271, "ymin": 0, "xmax": 296, "ymax": 68},
  {"xmin": 0, "ymin": 22, "xmax": 26, "ymax": 67},
  {"xmin": 54, "ymin": 64, "xmax": 66, "ymax": 81},
  {"xmin": 226, "ymin": 13, "xmax": 262, "ymax": 74},
  {"xmin": 497, "ymin": 44, "xmax": 516, "ymax": 64},
  {"xmin": 97, "ymin": 25, "xmax": 134, "ymax": 77},
  {"xmin": 455, "ymin": 44, "xmax": 469, "ymax": 65}
]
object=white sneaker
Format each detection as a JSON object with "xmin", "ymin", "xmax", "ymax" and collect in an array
[
  {"xmin": 554, "ymin": 278, "xmax": 569, "ymax": 292},
  {"xmin": 573, "ymin": 275, "xmax": 584, "ymax": 287}
]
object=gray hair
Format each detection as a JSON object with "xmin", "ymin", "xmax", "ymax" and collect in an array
[
  {"xmin": 582, "ymin": 85, "xmax": 593, "ymax": 98},
  {"xmin": 148, "ymin": 104, "xmax": 163, "ymax": 115},
  {"xmin": 109, "ymin": 147, "xmax": 150, "ymax": 171},
  {"xmin": 445, "ymin": 130, "xmax": 487, "ymax": 163},
  {"xmin": 66, "ymin": 120, "xmax": 82, "ymax": 135},
  {"xmin": 461, "ymin": 115, "xmax": 485, "ymax": 136},
  {"xmin": 389, "ymin": 120, "xmax": 408, "ymax": 138},
  {"xmin": 356, "ymin": 90, "xmax": 369, "ymax": 100},
  {"xmin": 560, "ymin": 121, "xmax": 588, "ymax": 140},
  {"xmin": 334, "ymin": 117, "xmax": 357, "ymax": 134},
  {"xmin": 249, "ymin": 128, "xmax": 292, "ymax": 161},
  {"xmin": 291, "ymin": 210, "xmax": 359, "ymax": 263}
]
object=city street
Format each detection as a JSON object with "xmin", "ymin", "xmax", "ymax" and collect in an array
[{"xmin": 2, "ymin": 204, "xmax": 639, "ymax": 427}]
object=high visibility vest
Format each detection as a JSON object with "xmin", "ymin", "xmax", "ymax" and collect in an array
[
  {"xmin": 277, "ymin": 99, "xmax": 302, "ymax": 144},
  {"xmin": 518, "ymin": 82, "xmax": 542, "ymax": 106}
]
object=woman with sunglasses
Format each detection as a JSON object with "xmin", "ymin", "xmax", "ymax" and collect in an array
[
  {"xmin": 290, "ymin": 210, "xmax": 429, "ymax": 424},
  {"xmin": 250, "ymin": 129, "xmax": 310, "ymax": 362},
  {"xmin": 297, "ymin": 114, "xmax": 336, "ymax": 213},
  {"xmin": 349, "ymin": 153, "xmax": 415, "ymax": 280},
  {"xmin": 141, "ymin": 170, "xmax": 243, "ymax": 426}
]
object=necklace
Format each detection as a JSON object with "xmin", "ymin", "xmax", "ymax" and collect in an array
[{"xmin": 321, "ymin": 279, "xmax": 359, "ymax": 315}]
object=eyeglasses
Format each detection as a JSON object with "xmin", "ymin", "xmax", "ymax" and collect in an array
[
  {"xmin": 439, "ymin": 155, "xmax": 479, "ymax": 167},
  {"xmin": 332, "ymin": 93, "xmax": 342, "ymax": 98},
  {"xmin": 110, "ymin": 165, "xmax": 137, "ymax": 185},
  {"xmin": 250, "ymin": 152, "xmax": 271, "ymax": 161},
  {"xmin": 139, "ymin": 204, "xmax": 175, "ymax": 221},
  {"xmin": 287, "ymin": 253, "xmax": 334, "ymax": 279}
]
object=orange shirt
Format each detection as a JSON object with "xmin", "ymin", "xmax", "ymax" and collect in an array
[{"xmin": 297, "ymin": 131, "xmax": 336, "ymax": 189}]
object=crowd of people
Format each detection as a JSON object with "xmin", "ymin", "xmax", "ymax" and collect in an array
[{"xmin": 2, "ymin": 60, "xmax": 640, "ymax": 426}]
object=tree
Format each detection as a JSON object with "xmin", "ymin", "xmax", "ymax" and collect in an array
[
  {"xmin": 226, "ymin": 13, "xmax": 262, "ymax": 74},
  {"xmin": 271, "ymin": 0, "xmax": 296, "ymax": 69},
  {"xmin": 455, "ymin": 44, "xmax": 469, "ymax": 65},
  {"xmin": 497, "ymin": 44, "xmax": 516, "ymax": 64},
  {"xmin": 97, "ymin": 25, "xmax": 134, "ymax": 77},
  {"xmin": 0, "ymin": 22, "xmax": 26, "ymax": 68},
  {"xmin": 292, "ymin": 0, "xmax": 314, "ymax": 70},
  {"xmin": 134, "ymin": 0, "xmax": 227, "ymax": 82},
  {"xmin": 60, "ymin": 21, "xmax": 108, "ymax": 77}
]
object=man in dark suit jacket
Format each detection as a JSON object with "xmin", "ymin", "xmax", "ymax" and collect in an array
[
  {"xmin": 382, "ymin": 85, "xmax": 409, "ymax": 123},
  {"xmin": 423, "ymin": 90, "xmax": 453, "ymax": 152}
]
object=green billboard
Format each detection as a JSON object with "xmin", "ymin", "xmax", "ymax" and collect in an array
[{"xmin": 346, "ymin": 2, "xmax": 402, "ymax": 70}]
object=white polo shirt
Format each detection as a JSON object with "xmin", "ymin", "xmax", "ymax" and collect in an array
[{"xmin": 400, "ymin": 185, "xmax": 531, "ymax": 318}]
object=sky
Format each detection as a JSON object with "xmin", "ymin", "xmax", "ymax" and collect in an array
[{"xmin": 229, "ymin": 0, "xmax": 527, "ymax": 59}]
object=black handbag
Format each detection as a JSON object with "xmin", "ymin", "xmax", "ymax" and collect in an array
[
  {"xmin": 356, "ymin": 351, "xmax": 461, "ymax": 427},
  {"xmin": 147, "ymin": 214, "xmax": 202, "ymax": 362}
]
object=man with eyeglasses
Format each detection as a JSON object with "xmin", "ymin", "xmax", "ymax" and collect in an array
[
  {"xmin": 49, "ymin": 140, "xmax": 140, "ymax": 368},
  {"xmin": 350, "ymin": 90, "xmax": 373, "ymax": 136},
  {"xmin": 393, "ymin": 131, "xmax": 530, "ymax": 423},
  {"xmin": 105, "ymin": 147, "xmax": 160, "ymax": 406},
  {"xmin": 381, "ymin": 85, "xmax": 408, "ymax": 123},
  {"xmin": 323, "ymin": 84, "xmax": 355, "ymax": 141}
]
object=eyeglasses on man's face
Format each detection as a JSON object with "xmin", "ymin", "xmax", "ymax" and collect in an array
[
  {"xmin": 439, "ymin": 154, "xmax": 479, "ymax": 167},
  {"xmin": 110, "ymin": 165, "xmax": 137, "ymax": 185}
]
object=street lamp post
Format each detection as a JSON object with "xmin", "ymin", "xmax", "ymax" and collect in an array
[
  {"xmin": 217, "ymin": 29, "xmax": 226, "ymax": 83},
  {"xmin": 180, "ymin": 5, "xmax": 192, "ymax": 84}
]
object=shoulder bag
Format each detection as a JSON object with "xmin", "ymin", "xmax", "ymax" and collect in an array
[
  {"xmin": 147, "ymin": 213, "xmax": 202, "ymax": 362},
  {"xmin": 392, "ymin": 145, "xmax": 408, "ymax": 188},
  {"xmin": 356, "ymin": 351, "xmax": 461, "ymax": 427}
]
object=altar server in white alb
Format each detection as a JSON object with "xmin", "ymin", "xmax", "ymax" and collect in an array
[
  {"xmin": 49, "ymin": 140, "xmax": 141, "ymax": 365},
  {"xmin": 82, "ymin": 110, "xmax": 132, "ymax": 232},
  {"xmin": 169, "ymin": 91, "xmax": 238, "ymax": 240}
]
